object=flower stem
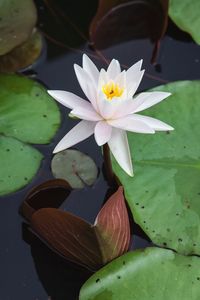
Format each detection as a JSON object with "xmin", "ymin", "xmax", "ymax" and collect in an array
[{"xmin": 103, "ymin": 143, "xmax": 115, "ymax": 186}]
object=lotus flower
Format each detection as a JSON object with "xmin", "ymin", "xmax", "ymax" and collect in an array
[{"xmin": 48, "ymin": 54, "xmax": 173, "ymax": 176}]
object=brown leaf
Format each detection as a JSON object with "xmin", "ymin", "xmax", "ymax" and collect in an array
[
  {"xmin": 90, "ymin": 0, "xmax": 169, "ymax": 50},
  {"xmin": 31, "ymin": 208, "xmax": 103, "ymax": 271},
  {"xmin": 20, "ymin": 179, "xmax": 71, "ymax": 222},
  {"xmin": 94, "ymin": 186, "xmax": 130, "ymax": 264}
]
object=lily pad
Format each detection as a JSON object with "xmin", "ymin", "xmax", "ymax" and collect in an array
[
  {"xmin": 112, "ymin": 81, "xmax": 200, "ymax": 255},
  {"xmin": 80, "ymin": 247, "xmax": 200, "ymax": 300},
  {"xmin": 169, "ymin": 0, "xmax": 200, "ymax": 44},
  {"xmin": 0, "ymin": 135, "xmax": 42, "ymax": 196},
  {"xmin": 0, "ymin": 73, "xmax": 61, "ymax": 144},
  {"xmin": 0, "ymin": 29, "xmax": 43, "ymax": 73},
  {"xmin": 51, "ymin": 149, "xmax": 98, "ymax": 189},
  {"xmin": 0, "ymin": 0, "xmax": 37, "ymax": 55}
]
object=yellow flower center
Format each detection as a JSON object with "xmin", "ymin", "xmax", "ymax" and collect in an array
[{"xmin": 102, "ymin": 81, "xmax": 124, "ymax": 100}]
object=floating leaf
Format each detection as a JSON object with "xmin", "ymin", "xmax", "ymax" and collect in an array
[
  {"xmin": 0, "ymin": 0, "xmax": 37, "ymax": 55},
  {"xmin": 90, "ymin": 0, "xmax": 168, "ymax": 49},
  {"xmin": 0, "ymin": 73, "xmax": 61, "ymax": 144},
  {"xmin": 112, "ymin": 80, "xmax": 200, "ymax": 255},
  {"xmin": 0, "ymin": 29, "xmax": 43, "ymax": 73},
  {"xmin": 29, "ymin": 187, "xmax": 130, "ymax": 270},
  {"xmin": 20, "ymin": 179, "xmax": 71, "ymax": 222},
  {"xmin": 80, "ymin": 247, "xmax": 200, "ymax": 300},
  {"xmin": 51, "ymin": 149, "xmax": 98, "ymax": 189},
  {"xmin": 169, "ymin": 0, "xmax": 200, "ymax": 44},
  {"xmin": 0, "ymin": 135, "xmax": 42, "ymax": 196}
]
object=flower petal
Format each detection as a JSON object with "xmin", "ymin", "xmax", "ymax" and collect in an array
[
  {"xmin": 108, "ymin": 128, "xmax": 133, "ymax": 176},
  {"xmin": 108, "ymin": 115, "xmax": 155, "ymax": 134},
  {"xmin": 94, "ymin": 121, "xmax": 112, "ymax": 146},
  {"xmin": 107, "ymin": 59, "xmax": 121, "ymax": 79},
  {"xmin": 82, "ymin": 54, "xmax": 99, "ymax": 86},
  {"xmin": 74, "ymin": 64, "xmax": 98, "ymax": 111},
  {"xmin": 131, "ymin": 114, "xmax": 174, "ymax": 131},
  {"xmin": 48, "ymin": 90, "xmax": 89, "ymax": 109},
  {"xmin": 132, "ymin": 91, "xmax": 171, "ymax": 113},
  {"xmin": 53, "ymin": 120, "xmax": 95, "ymax": 153},
  {"xmin": 71, "ymin": 106, "xmax": 102, "ymax": 121},
  {"xmin": 126, "ymin": 69, "xmax": 145, "ymax": 98}
]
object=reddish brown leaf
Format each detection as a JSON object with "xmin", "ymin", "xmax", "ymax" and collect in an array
[
  {"xmin": 20, "ymin": 179, "xmax": 71, "ymax": 222},
  {"xmin": 94, "ymin": 186, "xmax": 130, "ymax": 263},
  {"xmin": 31, "ymin": 208, "xmax": 103, "ymax": 271},
  {"xmin": 90, "ymin": 0, "xmax": 169, "ymax": 51}
]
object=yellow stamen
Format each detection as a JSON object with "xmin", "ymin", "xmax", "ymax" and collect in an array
[{"xmin": 102, "ymin": 81, "xmax": 124, "ymax": 100}]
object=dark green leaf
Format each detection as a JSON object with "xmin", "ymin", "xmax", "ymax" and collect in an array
[
  {"xmin": 112, "ymin": 80, "xmax": 200, "ymax": 255},
  {"xmin": 0, "ymin": 135, "xmax": 42, "ymax": 196},
  {"xmin": 0, "ymin": 73, "xmax": 61, "ymax": 144},
  {"xmin": 80, "ymin": 247, "xmax": 200, "ymax": 300}
]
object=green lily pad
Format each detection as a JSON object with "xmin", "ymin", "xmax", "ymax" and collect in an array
[
  {"xmin": 0, "ymin": 0, "xmax": 37, "ymax": 55},
  {"xmin": 0, "ymin": 135, "xmax": 43, "ymax": 196},
  {"xmin": 80, "ymin": 247, "xmax": 200, "ymax": 300},
  {"xmin": 169, "ymin": 0, "xmax": 200, "ymax": 44},
  {"xmin": 51, "ymin": 149, "xmax": 98, "ymax": 189},
  {"xmin": 0, "ymin": 29, "xmax": 43, "ymax": 73},
  {"xmin": 0, "ymin": 73, "xmax": 61, "ymax": 144},
  {"xmin": 112, "ymin": 81, "xmax": 200, "ymax": 255}
]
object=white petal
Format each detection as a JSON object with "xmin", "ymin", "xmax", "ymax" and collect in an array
[
  {"xmin": 107, "ymin": 59, "xmax": 121, "ymax": 79},
  {"xmin": 108, "ymin": 115, "xmax": 155, "ymax": 134},
  {"xmin": 94, "ymin": 121, "xmax": 112, "ymax": 146},
  {"xmin": 53, "ymin": 120, "xmax": 95, "ymax": 153},
  {"xmin": 82, "ymin": 54, "xmax": 99, "ymax": 86},
  {"xmin": 74, "ymin": 64, "xmax": 98, "ymax": 111},
  {"xmin": 132, "ymin": 114, "xmax": 174, "ymax": 131},
  {"xmin": 71, "ymin": 106, "xmax": 102, "ymax": 121},
  {"xmin": 126, "ymin": 69, "xmax": 145, "ymax": 98},
  {"xmin": 48, "ymin": 90, "xmax": 89, "ymax": 109},
  {"xmin": 108, "ymin": 128, "xmax": 133, "ymax": 176},
  {"xmin": 126, "ymin": 60, "xmax": 143, "ymax": 77},
  {"xmin": 133, "ymin": 92, "xmax": 171, "ymax": 113}
]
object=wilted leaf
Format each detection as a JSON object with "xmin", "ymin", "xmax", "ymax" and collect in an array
[
  {"xmin": 80, "ymin": 247, "xmax": 200, "ymax": 300},
  {"xmin": 0, "ymin": 73, "xmax": 61, "ymax": 144},
  {"xmin": 169, "ymin": 0, "xmax": 200, "ymax": 45},
  {"xmin": 90, "ymin": 0, "xmax": 168, "ymax": 49},
  {"xmin": 0, "ymin": 135, "xmax": 42, "ymax": 196},
  {"xmin": 0, "ymin": 0, "xmax": 37, "ymax": 55},
  {"xmin": 20, "ymin": 179, "xmax": 71, "ymax": 222},
  {"xmin": 51, "ymin": 149, "xmax": 98, "ymax": 189},
  {"xmin": 29, "ymin": 187, "xmax": 130, "ymax": 270},
  {"xmin": 112, "ymin": 80, "xmax": 200, "ymax": 256},
  {"xmin": 0, "ymin": 29, "xmax": 43, "ymax": 73}
]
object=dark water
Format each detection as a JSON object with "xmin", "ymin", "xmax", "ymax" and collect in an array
[{"xmin": 1, "ymin": 1, "xmax": 200, "ymax": 299}]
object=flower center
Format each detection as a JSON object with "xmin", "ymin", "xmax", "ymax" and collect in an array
[{"xmin": 102, "ymin": 81, "xmax": 124, "ymax": 100}]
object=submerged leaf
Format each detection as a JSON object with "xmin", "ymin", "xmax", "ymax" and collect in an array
[
  {"xmin": 90, "ymin": 0, "xmax": 168, "ymax": 49},
  {"xmin": 0, "ymin": 0, "xmax": 37, "ymax": 55},
  {"xmin": 51, "ymin": 149, "xmax": 98, "ymax": 189},
  {"xmin": 28, "ymin": 187, "xmax": 130, "ymax": 270},
  {"xmin": 112, "ymin": 80, "xmax": 200, "ymax": 256},
  {"xmin": 0, "ymin": 135, "xmax": 42, "ymax": 196},
  {"xmin": 80, "ymin": 247, "xmax": 200, "ymax": 300},
  {"xmin": 0, "ymin": 73, "xmax": 61, "ymax": 144},
  {"xmin": 0, "ymin": 29, "xmax": 43, "ymax": 73},
  {"xmin": 169, "ymin": 0, "xmax": 200, "ymax": 44}
]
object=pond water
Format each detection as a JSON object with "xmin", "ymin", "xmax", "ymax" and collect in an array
[{"xmin": 0, "ymin": 1, "xmax": 200, "ymax": 299}]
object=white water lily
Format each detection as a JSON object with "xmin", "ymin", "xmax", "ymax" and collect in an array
[{"xmin": 48, "ymin": 54, "xmax": 173, "ymax": 177}]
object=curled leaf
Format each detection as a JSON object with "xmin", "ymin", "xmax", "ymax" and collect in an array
[
  {"xmin": 94, "ymin": 186, "xmax": 130, "ymax": 263},
  {"xmin": 20, "ymin": 179, "xmax": 71, "ymax": 222}
]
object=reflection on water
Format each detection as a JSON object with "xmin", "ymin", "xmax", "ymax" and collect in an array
[{"xmin": 0, "ymin": 0, "xmax": 200, "ymax": 299}]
